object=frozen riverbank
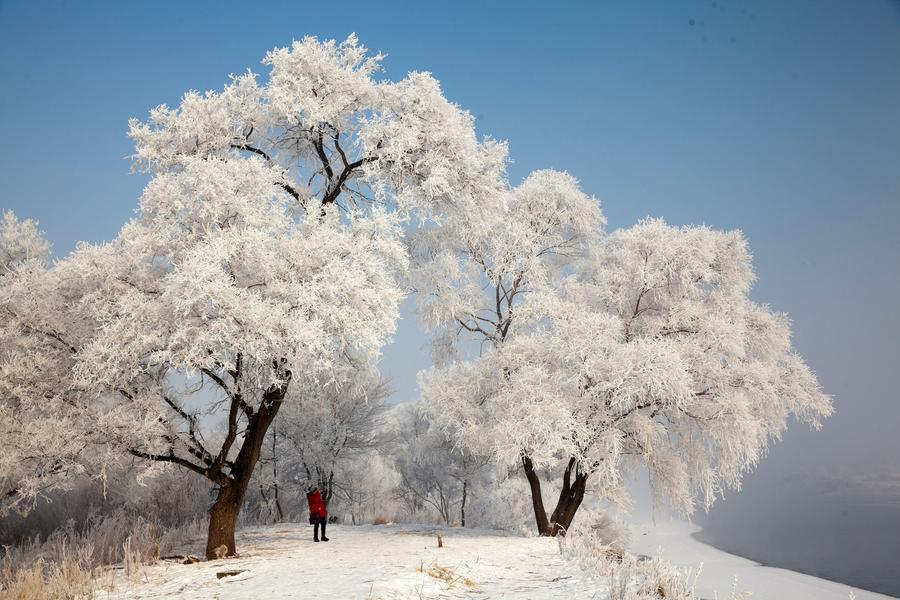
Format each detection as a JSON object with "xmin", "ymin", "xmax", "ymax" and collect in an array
[{"xmin": 632, "ymin": 520, "xmax": 896, "ymax": 600}]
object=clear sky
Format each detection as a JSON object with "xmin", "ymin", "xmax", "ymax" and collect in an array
[{"xmin": 1, "ymin": 0, "xmax": 898, "ymax": 488}]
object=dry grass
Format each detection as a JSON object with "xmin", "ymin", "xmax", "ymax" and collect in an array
[
  {"xmin": 0, "ymin": 512, "xmax": 204, "ymax": 600},
  {"xmin": 415, "ymin": 561, "xmax": 478, "ymax": 591}
]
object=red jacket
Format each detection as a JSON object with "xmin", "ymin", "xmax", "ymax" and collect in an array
[{"xmin": 306, "ymin": 489, "xmax": 327, "ymax": 520}]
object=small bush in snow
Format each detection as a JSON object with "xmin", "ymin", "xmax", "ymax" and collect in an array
[
  {"xmin": 561, "ymin": 520, "xmax": 757, "ymax": 600},
  {"xmin": 561, "ymin": 519, "xmax": 700, "ymax": 600}
]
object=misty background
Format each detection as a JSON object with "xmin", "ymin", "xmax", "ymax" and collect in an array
[{"xmin": 1, "ymin": 0, "xmax": 898, "ymax": 595}]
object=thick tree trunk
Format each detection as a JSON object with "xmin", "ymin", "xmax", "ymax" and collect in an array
[
  {"xmin": 207, "ymin": 479, "xmax": 244, "ymax": 558},
  {"xmin": 522, "ymin": 455, "xmax": 588, "ymax": 537},
  {"xmin": 205, "ymin": 384, "xmax": 287, "ymax": 559}
]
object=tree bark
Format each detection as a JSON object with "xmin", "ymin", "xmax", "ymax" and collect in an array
[
  {"xmin": 522, "ymin": 455, "xmax": 588, "ymax": 537},
  {"xmin": 205, "ymin": 383, "xmax": 287, "ymax": 559},
  {"xmin": 551, "ymin": 472, "xmax": 587, "ymax": 535},
  {"xmin": 207, "ymin": 481, "xmax": 243, "ymax": 558},
  {"xmin": 522, "ymin": 454, "xmax": 551, "ymax": 535},
  {"xmin": 460, "ymin": 479, "xmax": 467, "ymax": 527},
  {"xmin": 548, "ymin": 457, "xmax": 588, "ymax": 536}
]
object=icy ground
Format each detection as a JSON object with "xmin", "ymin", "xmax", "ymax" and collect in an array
[{"xmin": 98, "ymin": 522, "xmax": 896, "ymax": 600}]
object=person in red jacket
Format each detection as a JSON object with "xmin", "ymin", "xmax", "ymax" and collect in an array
[{"xmin": 306, "ymin": 486, "xmax": 329, "ymax": 542}]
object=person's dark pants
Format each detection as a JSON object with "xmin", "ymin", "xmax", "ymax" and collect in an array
[{"xmin": 314, "ymin": 520, "xmax": 328, "ymax": 542}]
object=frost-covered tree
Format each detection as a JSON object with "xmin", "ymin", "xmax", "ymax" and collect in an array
[
  {"xmin": 263, "ymin": 369, "xmax": 391, "ymax": 518},
  {"xmin": 0, "ymin": 212, "xmax": 50, "ymax": 274},
  {"xmin": 390, "ymin": 403, "xmax": 489, "ymax": 526},
  {"xmin": 2, "ymin": 158, "xmax": 406, "ymax": 558},
  {"xmin": 410, "ymin": 168, "xmax": 604, "ymax": 532},
  {"xmin": 334, "ymin": 453, "xmax": 398, "ymax": 525},
  {"xmin": 128, "ymin": 34, "xmax": 507, "ymax": 222},
  {"xmin": 410, "ymin": 169, "xmax": 603, "ymax": 363},
  {"xmin": 1, "ymin": 34, "xmax": 512, "ymax": 557},
  {"xmin": 0, "ymin": 212, "xmax": 89, "ymax": 512},
  {"xmin": 423, "ymin": 218, "xmax": 832, "ymax": 536}
]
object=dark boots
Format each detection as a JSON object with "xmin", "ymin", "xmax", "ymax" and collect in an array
[{"xmin": 314, "ymin": 521, "xmax": 329, "ymax": 542}]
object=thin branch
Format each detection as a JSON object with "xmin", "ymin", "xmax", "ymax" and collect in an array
[
  {"xmin": 162, "ymin": 396, "xmax": 213, "ymax": 465},
  {"xmin": 200, "ymin": 368, "xmax": 230, "ymax": 394},
  {"xmin": 127, "ymin": 448, "xmax": 209, "ymax": 478}
]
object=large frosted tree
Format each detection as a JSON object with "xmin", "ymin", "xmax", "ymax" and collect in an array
[
  {"xmin": 2, "ymin": 159, "xmax": 406, "ymax": 557},
  {"xmin": 421, "ymin": 211, "xmax": 832, "ymax": 535},
  {"xmin": 410, "ymin": 167, "xmax": 605, "ymax": 532},
  {"xmin": 0, "ymin": 34, "xmax": 505, "ymax": 557}
]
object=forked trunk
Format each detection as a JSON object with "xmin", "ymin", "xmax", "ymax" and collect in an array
[
  {"xmin": 548, "ymin": 457, "xmax": 588, "ymax": 536},
  {"xmin": 522, "ymin": 454, "xmax": 589, "ymax": 537}
]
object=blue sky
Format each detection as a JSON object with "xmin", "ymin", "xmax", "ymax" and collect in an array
[{"xmin": 1, "ymin": 0, "xmax": 899, "ymax": 485}]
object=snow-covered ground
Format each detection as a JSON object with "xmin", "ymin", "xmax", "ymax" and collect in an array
[
  {"xmin": 99, "ymin": 524, "xmax": 600, "ymax": 599},
  {"xmin": 97, "ymin": 522, "xmax": 896, "ymax": 600}
]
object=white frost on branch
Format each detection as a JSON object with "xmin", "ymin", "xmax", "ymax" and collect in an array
[{"xmin": 127, "ymin": 33, "xmax": 506, "ymax": 219}]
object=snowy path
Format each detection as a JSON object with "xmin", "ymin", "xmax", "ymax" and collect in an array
[{"xmin": 99, "ymin": 524, "xmax": 603, "ymax": 599}]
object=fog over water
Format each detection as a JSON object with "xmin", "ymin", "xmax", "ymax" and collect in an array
[{"xmin": 693, "ymin": 472, "xmax": 900, "ymax": 597}]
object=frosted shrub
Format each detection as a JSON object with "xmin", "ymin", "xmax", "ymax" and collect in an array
[
  {"xmin": 562, "ymin": 521, "xmax": 700, "ymax": 600},
  {"xmin": 606, "ymin": 555, "xmax": 701, "ymax": 600},
  {"xmin": 562, "ymin": 521, "xmax": 757, "ymax": 600}
]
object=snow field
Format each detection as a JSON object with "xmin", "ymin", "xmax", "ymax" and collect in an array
[{"xmin": 99, "ymin": 524, "xmax": 602, "ymax": 599}]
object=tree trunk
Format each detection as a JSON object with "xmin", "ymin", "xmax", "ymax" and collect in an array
[
  {"xmin": 207, "ymin": 480, "xmax": 243, "ymax": 558},
  {"xmin": 548, "ymin": 457, "xmax": 588, "ymax": 536},
  {"xmin": 272, "ymin": 428, "xmax": 284, "ymax": 520},
  {"xmin": 460, "ymin": 479, "xmax": 467, "ymax": 527},
  {"xmin": 521, "ymin": 455, "xmax": 588, "ymax": 537},
  {"xmin": 522, "ymin": 454, "xmax": 551, "ymax": 535},
  {"xmin": 205, "ymin": 384, "xmax": 287, "ymax": 559},
  {"xmin": 258, "ymin": 480, "xmax": 272, "ymax": 521}
]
